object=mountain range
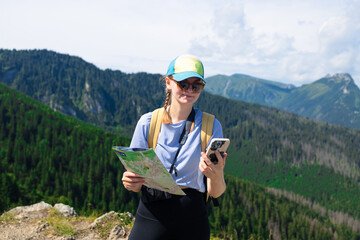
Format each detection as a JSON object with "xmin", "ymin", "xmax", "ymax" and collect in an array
[
  {"xmin": 206, "ymin": 73, "xmax": 360, "ymax": 129},
  {"xmin": 1, "ymin": 49, "xmax": 360, "ymax": 235},
  {"xmin": 1, "ymin": 81, "xmax": 359, "ymax": 239}
]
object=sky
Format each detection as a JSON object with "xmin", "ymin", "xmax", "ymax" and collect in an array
[{"xmin": 1, "ymin": 0, "xmax": 360, "ymax": 87}]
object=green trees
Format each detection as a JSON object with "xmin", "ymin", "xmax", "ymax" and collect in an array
[
  {"xmin": 2, "ymin": 82, "xmax": 360, "ymax": 238},
  {"xmin": 0, "ymin": 83, "xmax": 139, "ymax": 214},
  {"xmin": 208, "ymin": 175, "xmax": 360, "ymax": 239},
  {"xmin": 2, "ymin": 49, "xmax": 360, "ymax": 238}
]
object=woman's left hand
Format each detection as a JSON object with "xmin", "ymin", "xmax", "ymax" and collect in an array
[
  {"xmin": 199, "ymin": 150, "xmax": 227, "ymax": 198},
  {"xmin": 199, "ymin": 150, "xmax": 227, "ymax": 180}
]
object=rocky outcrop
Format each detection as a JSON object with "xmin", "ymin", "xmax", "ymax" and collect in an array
[
  {"xmin": 53, "ymin": 203, "xmax": 78, "ymax": 218},
  {"xmin": 90, "ymin": 211, "xmax": 134, "ymax": 239},
  {"xmin": 0, "ymin": 202, "xmax": 133, "ymax": 240},
  {"xmin": 5, "ymin": 201, "xmax": 53, "ymax": 220}
]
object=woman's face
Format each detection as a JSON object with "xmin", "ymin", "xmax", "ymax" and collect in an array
[{"xmin": 166, "ymin": 77, "xmax": 204, "ymax": 106}]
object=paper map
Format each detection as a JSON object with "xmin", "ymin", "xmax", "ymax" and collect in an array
[{"xmin": 112, "ymin": 146, "xmax": 185, "ymax": 195}]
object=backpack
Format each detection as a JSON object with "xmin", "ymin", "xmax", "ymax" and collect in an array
[{"xmin": 147, "ymin": 107, "xmax": 218, "ymax": 206}]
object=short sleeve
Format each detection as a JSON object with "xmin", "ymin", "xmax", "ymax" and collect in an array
[{"xmin": 129, "ymin": 112, "xmax": 152, "ymax": 149}]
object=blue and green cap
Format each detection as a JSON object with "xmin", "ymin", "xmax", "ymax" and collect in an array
[{"xmin": 166, "ymin": 55, "xmax": 205, "ymax": 83}]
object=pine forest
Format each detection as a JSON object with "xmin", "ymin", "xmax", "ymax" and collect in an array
[{"xmin": 1, "ymin": 49, "xmax": 360, "ymax": 239}]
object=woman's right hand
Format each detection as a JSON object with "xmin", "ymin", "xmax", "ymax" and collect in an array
[{"xmin": 122, "ymin": 171, "xmax": 146, "ymax": 192}]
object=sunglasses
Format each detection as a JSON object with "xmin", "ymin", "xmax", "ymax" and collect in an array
[{"xmin": 170, "ymin": 78, "xmax": 205, "ymax": 93}]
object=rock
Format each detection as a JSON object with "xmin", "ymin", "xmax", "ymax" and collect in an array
[
  {"xmin": 108, "ymin": 225, "xmax": 126, "ymax": 239},
  {"xmin": 36, "ymin": 221, "xmax": 50, "ymax": 233},
  {"xmin": 58, "ymin": 236, "xmax": 76, "ymax": 240},
  {"xmin": 125, "ymin": 212, "xmax": 134, "ymax": 221},
  {"xmin": 4, "ymin": 201, "xmax": 52, "ymax": 219},
  {"xmin": 54, "ymin": 203, "xmax": 78, "ymax": 218},
  {"xmin": 25, "ymin": 237, "xmax": 38, "ymax": 240},
  {"xmin": 90, "ymin": 211, "xmax": 120, "ymax": 229},
  {"xmin": 0, "ymin": 202, "xmax": 132, "ymax": 239}
]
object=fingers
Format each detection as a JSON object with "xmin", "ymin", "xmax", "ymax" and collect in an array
[
  {"xmin": 214, "ymin": 151, "xmax": 227, "ymax": 166},
  {"xmin": 199, "ymin": 152, "xmax": 217, "ymax": 178},
  {"xmin": 199, "ymin": 151, "xmax": 226, "ymax": 179},
  {"xmin": 122, "ymin": 171, "xmax": 145, "ymax": 192},
  {"xmin": 200, "ymin": 152, "xmax": 212, "ymax": 166},
  {"xmin": 123, "ymin": 171, "xmax": 142, "ymax": 178},
  {"xmin": 223, "ymin": 152, "xmax": 227, "ymax": 165},
  {"xmin": 202, "ymin": 150, "xmax": 226, "ymax": 166}
]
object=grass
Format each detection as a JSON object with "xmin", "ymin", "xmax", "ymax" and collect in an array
[
  {"xmin": 92, "ymin": 212, "xmax": 134, "ymax": 238},
  {"xmin": 45, "ymin": 208, "xmax": 76, "ymax": 236},
  {"xmin": 44, "ymin": 209, "xmax": 134, "ymax": 238},
  {"xmin": 0, "ymin": 207, "xmax": 134, "ymax": 239},
  {"xmin": 0, "ymin": 212, "xmax": 16, "ymax": 223}
]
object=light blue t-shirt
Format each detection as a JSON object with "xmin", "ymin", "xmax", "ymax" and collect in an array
[{"xmin": 129, "ymin": 108, "xmax": 223, "ymax": 193}]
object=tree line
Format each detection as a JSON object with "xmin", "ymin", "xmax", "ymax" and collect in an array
[
  {"xmin": 2, "ymin": 49, "xmax": 360, "ymax": 235},
  {"xmin": 1, "ymin": 83, "xmax": 360, "ymax": 239}
]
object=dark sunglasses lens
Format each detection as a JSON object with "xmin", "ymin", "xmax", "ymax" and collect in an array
[
  {"xmin": 179, "ymin": 82, "xmax": 190, "ymax": 90},
  {"xmin": 177, "ymin": 80, "xmax": 204, "ymax": 92},
  {"xmin": 193, "ymin": 83, "xmax": 202, "ymax": 91}
]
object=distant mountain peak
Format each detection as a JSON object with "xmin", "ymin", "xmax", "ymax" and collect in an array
[
  {"xmin": 324, "ymin": 73, "xmax": 353, "ymax": 83},
  {"xmin": 206, "ymin": 72, "xmax": 360, "ymax": 129},
  {"xmin": 321, "ymin": 73, "xmax": 359, "ymax": 94}
]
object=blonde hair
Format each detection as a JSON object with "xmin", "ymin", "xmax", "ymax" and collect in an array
[{"xmin": 161, "ymin": 76, "xmax": 172, "ymax": 124}]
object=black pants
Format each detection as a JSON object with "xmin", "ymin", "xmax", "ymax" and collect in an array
[{"xmin": 129, "ymin": 188, "xmax": 210, "ymax": 240}]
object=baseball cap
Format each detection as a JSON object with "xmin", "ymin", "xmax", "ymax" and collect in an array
[{"xmin": 166, "ymin": 55, "xmax": 205, "ymax": 83}]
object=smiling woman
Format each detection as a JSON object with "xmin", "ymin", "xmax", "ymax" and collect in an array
[{"xmin": 121, "ymin": 54, "xmax": 227, "ymax": 239}]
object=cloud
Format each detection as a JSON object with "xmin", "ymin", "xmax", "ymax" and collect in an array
[
  {"xmin": 277, "ymin": 0, "xmax": 360, "ymax": 85},
  {"xmin": 189, "ymin": 0, "xmax": 296, "ymax": 80},
  {"xmin": 189, "ymin": 0, "xmax": 360, "ymax": 86},
  {"xmin": 254, "ymin": 33, "xmax": 294, "ymax": 60},
  {"xmin": 189, "ymin": 2, "xmax": 255, "ymax": 59},
  {"xmin": 2, "ymin": 0, "xmax": 360, "ymax": 86},
  {"xmin": 316, "ymin": 1, "xmax": 360, "ymax": 82}
]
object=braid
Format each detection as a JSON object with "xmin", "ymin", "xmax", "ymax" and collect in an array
[{"xmin": 162, "ymin": 89, "xmax": 172, "ymax": 124}]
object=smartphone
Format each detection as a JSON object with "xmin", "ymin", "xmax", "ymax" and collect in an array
[{"xmin": 205, "ymin": 138, "xmax": 230, "ymax": 164}]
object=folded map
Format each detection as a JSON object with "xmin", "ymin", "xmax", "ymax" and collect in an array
[{"xmin": 112, "ymin": 146, "xmax": 185, "ymax": 195}]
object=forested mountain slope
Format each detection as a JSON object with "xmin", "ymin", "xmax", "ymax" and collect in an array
[
  {"xmin": 0, "ymin": 49, "xmax": 162, "ymax": 136},
  {"xmin": 206, "ymin": 73, "xmax": 360, "ymax": 129},
  {"xmin": 205, "ymin": 73, "xmax": 295, "ymax": 106},
  {"xmin": 0, "ymin": 82, "xmax": 138, "ymax": 215},
  {"xmin": 1, "ymin": 82, "xmax": 360, "ymax": 239},
  {"xmin": 1, "ymin": 49, "xmax": 360, "ymax": 223}
]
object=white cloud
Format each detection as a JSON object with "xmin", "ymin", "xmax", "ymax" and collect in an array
[
  {"xmin": 255, "ymin": 33, "xmax": 294, "ymax": 59},
  {"xmin": 316, "ymin": 1, "xmax": 360, "ymax": 83},
  {"xmin": 1, "ymin": 0, "xmax": 360, "ymax": 86},
  {"xmin": 189, "ymin": 1, "xmax": 262, "ymax": 60},
  {"xmin": 189, "ymin": 0, "xmax": 297, "ymax": 80},
  {"xmin": 189, "ymin": 0, "xmax": 360, "ymax": 86},
  {"xmin": 329, "ymin": 51, "xmax": 354, "ymax": 69}
]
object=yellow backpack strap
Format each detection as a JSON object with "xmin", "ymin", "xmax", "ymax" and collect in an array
[
  {"xmin": 201, "ymin": 112, "xmax": 217, "ymax": 205},
  {"xmin": 201, "ymin": 112, "xmax": 215, "ymax": 152},
  {"xmin": 148, "ymin": 108, "xmax": 164, "ymax": 149}
]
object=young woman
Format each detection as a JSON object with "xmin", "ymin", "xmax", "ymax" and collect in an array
[{"xmin": 122, "ymin": 55, "xmax": 227, "ymax": 240}]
